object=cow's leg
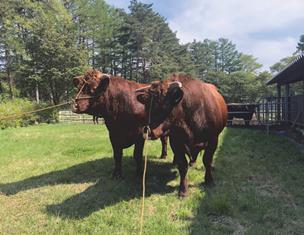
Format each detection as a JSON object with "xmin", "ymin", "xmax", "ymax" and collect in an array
[
  {"xmin": 112, "ymin": 146, "xmax": 123, "ymax": 179},
  {"xmin": 177, "ymin": 153, "xmax": 188, "ymax": 197},
  {"xmin": 189, "ymin": 148, "xmax": 200, "ymax": 166},
  {"xmin": 203, "ymin": 137, "xmax": 218, "ymax": 186},
  {"xmin": 134, "ymin": 138, "xmax": 145, "ymax": 177},
  {"xmin": 160, "ymin": 136, "xmax": 168, "ymax": 159},
  {"xmin": 169, "ymin": 137, "xmax": 188, "ymax": 197}
]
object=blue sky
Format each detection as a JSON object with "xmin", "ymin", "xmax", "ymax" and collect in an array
[{"xmin": 105, "ymin": 0, "xmax": 304, "ymax": 70}]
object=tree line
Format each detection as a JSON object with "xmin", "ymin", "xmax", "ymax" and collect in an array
[{"xmin": 0, "ymin": 0, "xmax": 303, "ymax": 105}]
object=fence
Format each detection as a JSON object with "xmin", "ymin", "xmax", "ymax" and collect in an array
[
  {"xmin": 228, "ymin": 95, "xmax": 304, "ymax": 128},
  {"xmin": 256, "ymin": 97, "xmax": 283, "ymax": 126},
  {"xmin": 58, "ymin": 96, "xmax": 303, "ymax": 127},
  {"xmin": 58, "ymin": 110, "xmax": 103, "ymax": 124}
]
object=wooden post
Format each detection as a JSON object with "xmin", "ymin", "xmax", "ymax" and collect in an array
[
  {"xmin": 285, "ymin": 84, "xmax": 290, "ymax": 124},
  {"xmin": 266, "ymin": 99, "xmax": 269, "ymax": 125},
  {"xmin": 277, "ymin": 84, "xmax": 281, "ymax": 123},
  {"xmin": 266, "ymin": 99, "xmax": 270, "ymax": 134}
]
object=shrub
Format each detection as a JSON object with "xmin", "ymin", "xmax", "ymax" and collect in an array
[
  {"xmin": 35, "ymin": 102, "xmax": 59, "ymax": 124},
  {"xmin": 0, "ymin": 99, "xmax": 59, "ymax": 129}
]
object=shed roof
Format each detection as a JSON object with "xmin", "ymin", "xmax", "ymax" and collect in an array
[{"xmin": 267, "ymin": 54, "xmax": 304, "ymax": 85}]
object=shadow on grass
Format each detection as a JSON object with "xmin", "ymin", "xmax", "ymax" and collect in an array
[
  {"xmin": 189, "ymin": 127, "xmax": 304, "ymax": 234},
  {"xmin": 0, "ymin": 157, "xmax": 177, "ymax": 219}
]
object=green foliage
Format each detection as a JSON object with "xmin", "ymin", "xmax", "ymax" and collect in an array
[
  {"xmin": 297, "ymin": 34, "xmax": 304, "ymax": 53},
  {"xmin": 35, "ymin": 102, "xmax": 60, "ymax": 124},
  {"xmin": 188, "ymin": 38, "xmax": 243, "ymax": 78},
  {"xmin": 20, "ymin": 1, "xmax": 88, "ymax": 104},
  {"xmin": 2, "ymin": 0, "xmax": 301, "ymax": 107},
  {"xmin": 218, "ymin": 71, "xmax": 273, "ymax": 102},
  {"xmin": 0, "ymin": 98, "xmax": 38, "ymax": 129},
  {"xmin": 0, "ymin": 81, "xmax": 18, "ymax": 101},
  {"xmin": 270, "ymin": 55, "xmax": 298, "ymax": 74},
  {"xmin": 111, "ymin": 0, "xmax": 187, "ymax": 82},
  {"xmin": 0, "ymin": 98, "xmax": 59, "ymax": 129},
  {"xmin": 1, "ymin": 0, "xmax": 88, "ymax": 104},
  {"xmin": 239, "ymin": 54, "xmax": 262, "ymax": 73}
]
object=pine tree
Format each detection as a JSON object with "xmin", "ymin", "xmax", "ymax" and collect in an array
[
  {"xmin": 297, "ymin": 34, "xmax": 304, "ymax": 53},
  {"xmin": 20, "ymin": 1, "xmax": 88, "ymax": 104}
]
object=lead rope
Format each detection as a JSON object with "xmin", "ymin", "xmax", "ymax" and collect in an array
[
  {"xmin": 0, "ymin": 77, "xmax": 92, "ymax": 121},
  {"xmin": 74, "ymin": 77, "xmax": 90, "ymax": 100},
  {"xmin": 139, "ymin": 96, "xmax": 153, "ymax": 235},
  {"xmin": 0, "ymin": 101, "xmax": 71, "ymax": 121}
]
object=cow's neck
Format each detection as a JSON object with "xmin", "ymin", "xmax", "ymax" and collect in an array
[{"xmin": 98, "ymin": 77, "xmax": 140, "ymax": 125}]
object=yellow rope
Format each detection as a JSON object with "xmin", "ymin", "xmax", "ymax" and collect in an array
[
  {"xmin": 0, "ymin": 101, "xmax": 71, "ymax": 121},
  {"xmin": 139, "ymin": 127, "xmax": 150, "ymax": 235}
]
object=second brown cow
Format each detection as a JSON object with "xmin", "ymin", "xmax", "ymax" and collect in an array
[{"xmin": 136, "ymin": 74, "xmax": 227, "ymax": 197}]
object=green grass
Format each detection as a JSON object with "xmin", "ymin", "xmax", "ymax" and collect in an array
[{"xmin": 0, "ymin": 124, "xmax": 303, "ymax": 234}]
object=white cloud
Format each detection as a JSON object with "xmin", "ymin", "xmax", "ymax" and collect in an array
[
  {"xmin": 169, "ymin": 0, "xmax": 304, "ymax": 69},
  {"xmin": 240, "ymin": 37, "xmax": 298, "ymax": 69}
]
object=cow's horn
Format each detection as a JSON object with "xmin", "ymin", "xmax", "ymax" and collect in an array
[
  {"xmin": 135, "ymin": 85, "xmax": 151, "ymax": 92},
  {"xmin": 169, "ymin": 81, "xmax": 182, "ymax": 88}
]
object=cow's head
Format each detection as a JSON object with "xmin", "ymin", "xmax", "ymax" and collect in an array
[
  {"xmin": 136, "ymin": 80, "xmax": 183, "ymax": 130},
  {"xmin": 72, "ymin": 69, "xmax": 110, "ymax": 114}
]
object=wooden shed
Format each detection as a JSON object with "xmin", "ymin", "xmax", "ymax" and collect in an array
[{"xmin": 267, "ymin": 54, "xmax": 304, "ymax": 127}]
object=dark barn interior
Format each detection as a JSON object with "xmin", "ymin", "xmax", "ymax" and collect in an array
[{"xmin": 267, "ymin": 54, "xmax": 304, "ymax": 127}]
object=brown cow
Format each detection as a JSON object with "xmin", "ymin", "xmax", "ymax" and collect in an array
[
  {"xmin": 72, "ymin": 69, "xmax": 168, "ymax": 178},
  {"xmin": 136, "ymin": 74, "xmax": 227, "ymax": 197}
]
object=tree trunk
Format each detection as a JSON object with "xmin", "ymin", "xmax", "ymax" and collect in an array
[
  {"xmin": 5, "ymin": 48, "xmax": 14, "ymax": 99},
  {"xmin": 48, "ymin": 77, "xmax": 56, "ymax": 104},
  {"xmin": 35, "ymin": 82, "xmax": 40, "ymax": 104},
  {"xmin": 92, "ymin": 36, "xmax": 95, "ymax": 67}
]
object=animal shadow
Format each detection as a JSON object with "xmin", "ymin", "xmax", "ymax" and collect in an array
[{"xmin": 0, "ymin": 157, "xmax": 177, "ymax": 219}]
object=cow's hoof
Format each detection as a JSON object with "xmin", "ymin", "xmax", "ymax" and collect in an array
[{"xmin": 160, "ymin": 154, "xmax": 167, "ymax": 159}]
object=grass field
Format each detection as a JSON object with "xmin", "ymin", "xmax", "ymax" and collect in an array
[{"xmin": 0, "ymin": 124, "xmax": 303, "ymax": 234}]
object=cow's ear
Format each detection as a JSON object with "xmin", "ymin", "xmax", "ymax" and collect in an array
[
  {"xmin": 168, "ymin": 84, "xmax": 183, "ymax": 105},
  {"xmin": 136, "ymin": 92, "xmax": 149, "ymax": 104},
  {"xmin": 95, "ymin": 75, "xmax": 110, "ymax": 96}
]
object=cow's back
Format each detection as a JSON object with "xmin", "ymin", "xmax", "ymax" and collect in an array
[{"xmin": 175, "ymin": 79, "xmax": 227, "ymax": 142}]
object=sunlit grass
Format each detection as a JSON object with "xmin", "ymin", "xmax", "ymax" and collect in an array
[{"xmin": 0, "ymin": 124, "xmax": 303, "ymax": 234}]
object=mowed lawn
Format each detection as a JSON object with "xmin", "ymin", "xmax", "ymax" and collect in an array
[{"xmin": 0, "ymin": 124, "xmax": 303, "ymax": 235}]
